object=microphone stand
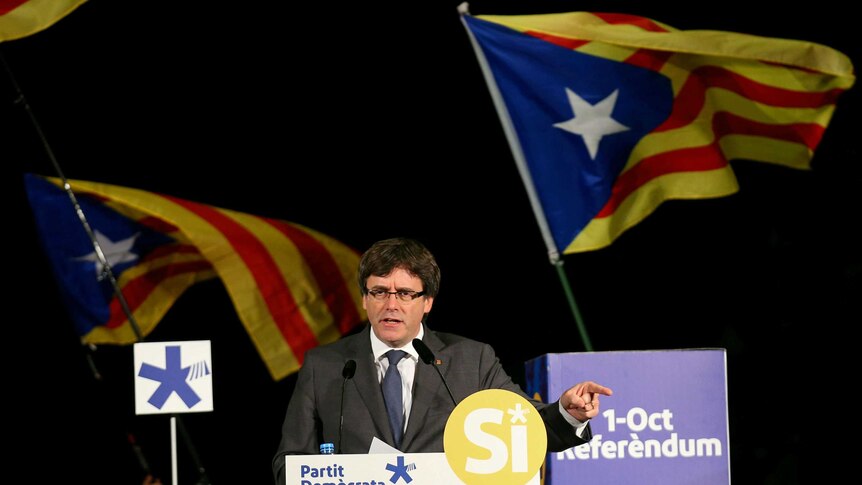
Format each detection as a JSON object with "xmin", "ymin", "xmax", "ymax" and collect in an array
[
  {"xmin": 413, "ymin": 339, "xmax": 457, "ymax": 407},
  {"xmin": 338, "ymin": 360, "xmax": 356, "ymax": 453}
]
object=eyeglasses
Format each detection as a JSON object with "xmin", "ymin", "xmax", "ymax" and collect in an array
[{"xmin": 366, "ymin": 288, "xmax": 426, "ymax": 302}]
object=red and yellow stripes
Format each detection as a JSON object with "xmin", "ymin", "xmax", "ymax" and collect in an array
[
  {"xmin": 0, "ymin": 0, "xmax": 87, "ymax": 41},
  {"xmin": 477, "ymin": 11, "xmax": 855, "ymax": 253},
  {"xmin": 51, "ymin": 177, "xmax": 364, "ymax": 381}
]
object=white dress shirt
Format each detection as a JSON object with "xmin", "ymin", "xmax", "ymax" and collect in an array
[{"xmin": 370, "ymin": 325, "xmax": 425, "ymax": 433}]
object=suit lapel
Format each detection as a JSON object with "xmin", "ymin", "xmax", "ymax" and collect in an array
[
  {"xmin": 401, "ymin": 328, "xmax": 448, "ymax": 450},
  {"xmin": 346, "ymin": 327, "xmax": 393, "ymax": 446}
]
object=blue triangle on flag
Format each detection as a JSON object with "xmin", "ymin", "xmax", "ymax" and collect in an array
[{"xmin": 24, "ymin": 174, "xmax": 175, "ymax": 336}]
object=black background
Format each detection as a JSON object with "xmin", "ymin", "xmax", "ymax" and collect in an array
[{"xmin": 3, "ymin": 1, "xmax": 858, "ymax": 484}]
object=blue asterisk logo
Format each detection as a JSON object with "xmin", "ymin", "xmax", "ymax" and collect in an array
[
  {"xmin": 385, "ymin": 456, "xmax": 413, "ymax": 483},
  {"xmin": 138, "ymin": 345, "xmax": 202, "ymax": 409}
]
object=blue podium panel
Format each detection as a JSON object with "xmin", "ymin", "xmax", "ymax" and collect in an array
[{"xmin": 525, "ymin": 349, "xmax": 730, "ymax": 485}]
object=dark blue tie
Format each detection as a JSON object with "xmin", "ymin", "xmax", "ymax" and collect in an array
[{"xmin": 382, "ymin": 350, "xmax": 407, "ymax": 449}]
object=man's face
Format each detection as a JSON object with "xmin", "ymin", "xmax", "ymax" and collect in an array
[{"xmin": 363, "ymin": 267, "xmax": 434, "ymax": 348}]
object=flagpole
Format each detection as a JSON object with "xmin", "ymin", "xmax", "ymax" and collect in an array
[
  {"xmin": 459, "ymin": 4, "xmax": 593, "ymax": 351},
  {"xmin": 2, "ymin": 51, "xmax": 144, "ymax": 341},
  {"xmin": 4, "ymin": 50, "xmax": 211, "ymax": 483}
]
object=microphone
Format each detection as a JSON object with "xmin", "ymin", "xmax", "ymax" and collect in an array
[
  {"xmin": 342, "ymin": 359, "xmax": 357, "ymax": 379},
  {"xmin": 412, "ymin": 338, "xmax": 457, "ymax": 407},
  {"xmin": 338, "ymin": 359, "xmax": 357, "ymax": 453}
]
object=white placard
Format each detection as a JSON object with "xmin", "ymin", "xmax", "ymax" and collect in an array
[
  {"xmin": 285, "ymin": 453, "xmax": 539, "ymax": 485},
  {"xmin": 134, "ymin": 340, "xmax": 214, "ymax": 415}
]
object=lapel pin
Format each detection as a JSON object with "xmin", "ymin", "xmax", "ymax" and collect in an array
[{"xmin": 435, "ymin": 359, "xmax": 443, "ymax": 365}]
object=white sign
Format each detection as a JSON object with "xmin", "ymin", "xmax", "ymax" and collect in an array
[
  {"xmin": 133, "ymin": 340, "xmax": 214, "ymax": 415},
  {"xmin": 285, "ymin": 452, "xmax": 540, "ymax": 485}
]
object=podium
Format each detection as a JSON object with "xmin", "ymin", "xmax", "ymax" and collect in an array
[
  {"xmin": 284, "ymin": 452, "xmax": 541, "ymax": 484},
  {"xmin": 282, "ymin": 350, "xmax": 732, "ymax": 485}
]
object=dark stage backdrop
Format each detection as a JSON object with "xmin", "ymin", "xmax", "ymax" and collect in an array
[{"xmin": 3, "ymin": 1, "xmax": 858, "ymax": 484}]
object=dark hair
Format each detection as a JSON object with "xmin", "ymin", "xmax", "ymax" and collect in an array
[{"xmin": 358, "ymin": 238, "xmax": 441, "ymax": 298}]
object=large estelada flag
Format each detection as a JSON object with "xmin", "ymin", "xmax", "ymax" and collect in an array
[
  {"xmin": 461, "ymin": 11, "xmax": 855, "ymax": 255},
  {"xmin": 25, "ymin": 173, "xmax": 364, "ymax": 381},
  {"xmin": 0, "ymin": 0, "xmax": 86, "ymax": 41}
]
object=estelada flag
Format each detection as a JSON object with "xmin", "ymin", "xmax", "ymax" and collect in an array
[
  {"xmin": 25, "ymin": 173, "xmax": 364, "ymax": 380},
  {"xmin": 0, "ymin": 0, "xmax": 87, "ymax": 41},
  {"xmin": 462, "ymin": 11, "xmax": 855, "ymax": 254}
]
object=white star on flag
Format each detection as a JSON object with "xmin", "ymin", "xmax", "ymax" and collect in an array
[
  {"xmin": 74, "ymin": 230, "xmax": 140, "ymax": 275},
  {"xmin": 553, "ymin": 88, "xmax": 630, "ymax": 160}
]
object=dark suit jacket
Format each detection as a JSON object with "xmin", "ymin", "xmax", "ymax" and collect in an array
[{"xmin": 272, "ymin": 325, "xmax": 591, "ymax": 484}]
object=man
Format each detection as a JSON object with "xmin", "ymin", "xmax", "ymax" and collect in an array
[{"xmin": 272, "ymin": 237, "xmax": 612, "ymax": 483}]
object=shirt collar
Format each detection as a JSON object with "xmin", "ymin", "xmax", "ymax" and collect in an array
[{"xmin": 370, "ymin": 324, "xmax": 425, "ymax": 362}]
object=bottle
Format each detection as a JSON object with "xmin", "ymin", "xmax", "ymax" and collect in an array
[{"xmin": 320, "ymin": 442, "xmax": 335, "ymax": 455}]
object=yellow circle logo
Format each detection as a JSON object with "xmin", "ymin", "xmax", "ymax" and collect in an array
[{"xmin": 444, "ymin": 389, "xmax": 547, "ymax": 485}]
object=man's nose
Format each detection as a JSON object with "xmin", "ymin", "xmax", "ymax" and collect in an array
[{"xmin": 385, "ymin": 293, "xmax": 401, "ymax": 307}]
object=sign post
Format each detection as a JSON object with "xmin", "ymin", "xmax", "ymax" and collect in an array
[{"xmin": 134, "ymin": 340, "xmax": 214, "ymax": 484}]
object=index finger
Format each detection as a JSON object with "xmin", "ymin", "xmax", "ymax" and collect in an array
[{"xmin": 583, "ymin": 381, "xmax": 613, "ymax": 396}]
